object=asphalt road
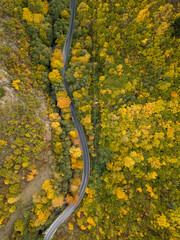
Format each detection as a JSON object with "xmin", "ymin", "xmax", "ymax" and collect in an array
[{"xmin": 44, "ymin": 0, "xmax": 90, "ymax": 239}]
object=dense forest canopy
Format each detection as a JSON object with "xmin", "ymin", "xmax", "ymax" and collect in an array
[{"xmin": 0, "ymin": 0, "xmax": 179, "ymax": 239}]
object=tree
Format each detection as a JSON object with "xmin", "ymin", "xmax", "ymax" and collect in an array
[
  {"xmin": 69, "ymin": 146, "xmax": 82, "ymax": 159},
  {"xmin": 66, "ymin": 193, "xmax": 79, "ymax": 206},
  {"xmin": 57, "ymin": 91, "xmax": 71, "ymax": 109},
  {"xmin": 14, "ymin": 219, "xmax": 25, "ymax": 235},
  {"xmin": 49, "ymin": 69, "xmax": 62, "ymax": 84},
  {"xmin": 61, "ymin": 9, "xmax": 70, "ymax": 19},
  {"xmin": 52, "ymin": 195, "xmax": 64, "ymax": 208},
  {"xmin": 51, "ymin": 49, "xmax": 64, "ymax": 68}
]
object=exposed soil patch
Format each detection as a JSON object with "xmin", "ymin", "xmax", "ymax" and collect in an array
[
  {"xmin": 0, "ymin": 69, "xmax": 18, "ymax": 107},
  {"xmin": 0, "ymin": 163, "xmax": 53, "ymax": 240}
]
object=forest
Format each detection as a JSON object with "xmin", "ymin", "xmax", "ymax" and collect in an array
[{"xmin": 0, "ymin": 0, "xmax": 179, "ymax": 239}]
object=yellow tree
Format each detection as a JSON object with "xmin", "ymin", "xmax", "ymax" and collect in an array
[
  {"xmin": 69, "ymin": 146, "xmax": 82, "ymax": 159},
  {"xmin": 61, "ymin": 9, "xmax": 70, "ymax": 19},
  {"xmin": 49, "ymin": 69, "xmax": 62, "ymax": 84},
  {"xmin": 14, "ymin": 219, "xmax": 25, "ymax": 235},
  {"xmin": 51, "ymin": 49, "xmax": 63, "ymax": 68}
]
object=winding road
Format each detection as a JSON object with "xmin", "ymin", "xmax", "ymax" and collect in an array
[{"xmin": 44, "ymin": 0, "xmax": 90, "ymax": 239}]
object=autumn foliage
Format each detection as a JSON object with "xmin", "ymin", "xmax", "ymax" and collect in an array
[
  {"xmin": 65, "ymin": 0, "xmax": 180, "ymax": 239},
  {"xmin": 49, "ymin": 69, "xmax": 62, "ymax": 83},
  {"xmin": 57, "ymin": 91, "xmax": 71, "ymax": 109},
  {"xmin": 66, "ymin": 193, "xmax": 79, "ymax": 206},
  {"xmin": 52, "ymin": 195, "xmax": 64, "ymax": 208},
  {"xmin": 50, "ymin": 49, "xmax": 64, "ymax": 69},
  {"xmin": 1, "ymin": 0, "xmax": 180, "ymax": 239}
]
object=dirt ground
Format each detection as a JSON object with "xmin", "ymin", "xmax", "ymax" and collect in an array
[{"xmin": 0, "ymin": 163, "xmax": 52, "ymax": 240}]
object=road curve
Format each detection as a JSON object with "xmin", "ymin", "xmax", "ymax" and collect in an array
[{"xmin": 44, "ymin": 0, "xmax": 90, "ymax": 239}]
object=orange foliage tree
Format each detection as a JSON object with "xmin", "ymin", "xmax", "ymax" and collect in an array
[
  {"xmin": 66, "ymin": 193, "xmax": 79, "ymax": 206},
  {"xmin": 57, "ymin": 91, "xmax": 71, "ymax": 109}
]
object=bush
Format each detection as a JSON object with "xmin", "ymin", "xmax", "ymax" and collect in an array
[{"xmin": 0, "ymin": 87, "xmax": 5, "ymax": 99}]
